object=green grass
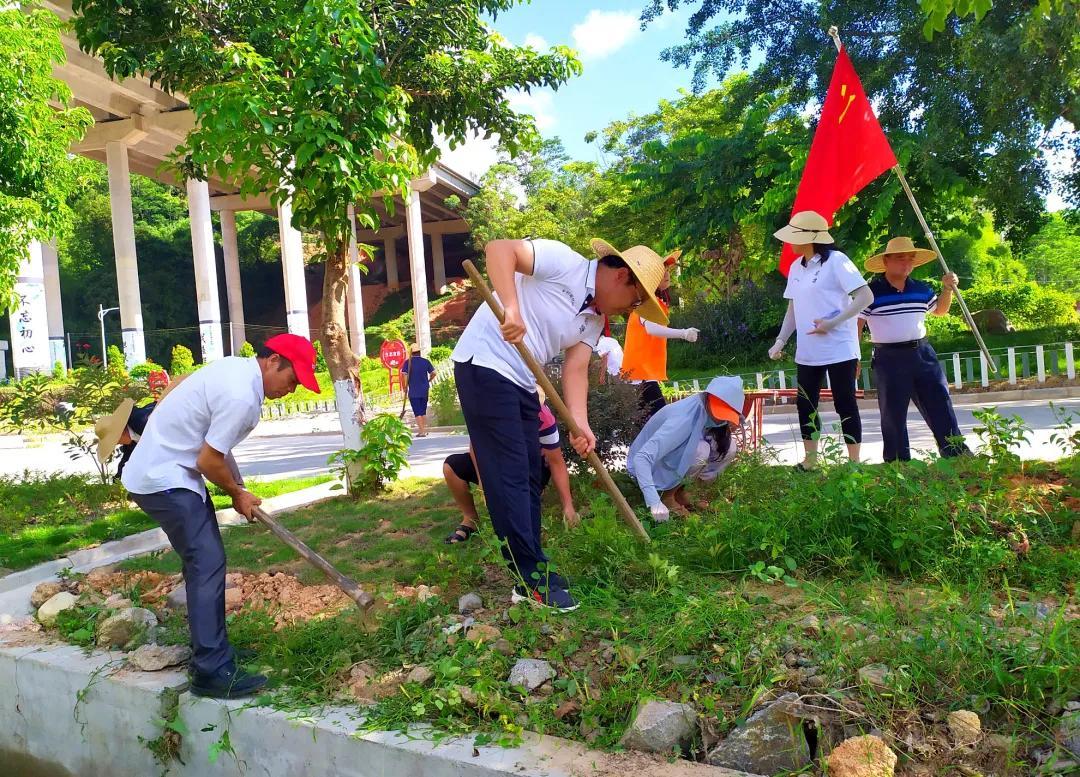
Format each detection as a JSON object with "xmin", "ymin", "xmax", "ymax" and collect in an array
[
  {"xmin": 0, "ymin": 473, "xmax": 332, "ymax": 571},
  {"xmin": 105, "ymin": 444, "xmax": 1079, "ymax": 769}
]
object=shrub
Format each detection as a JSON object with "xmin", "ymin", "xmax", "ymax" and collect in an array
[
  {"xmin": 960, "ymin": 280, "xmax": 1079, "ymax": 329},
  {"xmin": 239, "ymin": 341, "xmax": 256, "ymax": 357},
  {"xmin": 314, "ymin": 340, "xmax": 328, "ymax": 372},
  {"xmin": 129, "ymin": 361, "xmax": 162, "ymax": 380},
  {"xmin": 925, "ymin": 314, "xmax": 969, "ymax": 341},
  {"xmin": 544, "ymin": 364, "xmax": 646, "ymax": 471},
  {"xmin": 430, "ymin": 377, "xmax": 459, "ymax": 425},
  {"xmin": 328, "ymin": 413, "xmax": 412, "ymax": 494},
  {"xmin": 0, "ymin": 373, "xmax": 57, "ymax": 433},
  {"xmin": 106, "ymin": 345, "xmax": 129, "ymax": 381},
  {"xmin": 170, "ymin": 344, "xmax": 196, "ymax": 375},
  {"xmin": 428, "ymin": 345, "xmax": 453, "ymax": 363},
  {"xmin": 52, "ymin": 361, "xmax": 65, "ymax": 379}
]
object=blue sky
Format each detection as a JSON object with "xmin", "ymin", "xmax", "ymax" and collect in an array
[{"xmin": 441, "ymin": 1, "xmax": 702, "ymax": 177}]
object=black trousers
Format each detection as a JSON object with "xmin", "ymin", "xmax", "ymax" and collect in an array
[
  {"xmin": 873, "ymin": 341, "xmax": 971, "ymax": 462},
  {"xmin": 639, "ymin": 381, "xmax": 667, "ymax": 421},
  {"xmin": 454, "ymin": 361, "xmax": 546, "ymax": 583},
  {"xmin": 796, "ymin": 359, "xmax": 862, "ymax": 443},
  {"xmin": 130, "ymin": 488, "xmax": 234, "ymax": 676}
]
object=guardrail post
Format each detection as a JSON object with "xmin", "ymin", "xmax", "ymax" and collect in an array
[
  {"xmin": 1066, "ymin": 342, "xmax": 1076, "ymax": 380},
  {"xmin": 979, "ymin": 352, "xmax": 989, "ymax": 387},
  {"xmin": 1007, "ymin": 347, "xmax": 1016, "ymax": 385},
  {"xmin": 1036, "ymin": 345, "xmax": 1046, "ymax": 383},
  {"xmin": 952, "ymin": 352, "xmax": 962, "ymax": 388}
]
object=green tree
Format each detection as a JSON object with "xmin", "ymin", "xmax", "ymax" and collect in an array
[
  {"xmin": 0, "ymin": 8, "xmax": 92, "ymax": 301},
  {"xmin": 1018, "ymin": 211, "xmax": 1080, "ymax": 295},
  {"xmin": 641, "ymin": 0, "xmax": 1080, "ymax": 234},
  {"xmin": 70, "ymin": 0, "xmax": 580, "ymax": 447}
]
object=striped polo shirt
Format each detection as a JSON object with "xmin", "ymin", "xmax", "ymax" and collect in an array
[
  {"xmin": 860, "ymin": 276, "xmax": 938, "ymax": 343},
  {"xmin": 538, "ymin": 403, "xmax": 560, "ymax": 450}
]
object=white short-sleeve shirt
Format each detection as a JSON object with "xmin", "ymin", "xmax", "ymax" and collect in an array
[
  {"xmin": 121, "ymin": 357, "xmax": 265, "ymax": 497},
  {"xmin": 783, "ymin": 250, "xmax": 867, "ymax": 366},
  {"xmin": 594, "ymin": 335, "xmax": 624, "ymax": 377},
  {"xmin": 452, "ymin": 239, "xmax": 605, "ymax": 389}
]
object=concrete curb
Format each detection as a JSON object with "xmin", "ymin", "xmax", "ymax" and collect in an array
[
  {"xmin": 0, "ymin": 481, "xmax": 342, "ymax": 621},
  {"xmin": 760, "ymin": 384, "xmax": 1080, "ymax": 416},
  {"xmin": 0, "ymin": 642, "xmax": 757, "ymax": 777}
]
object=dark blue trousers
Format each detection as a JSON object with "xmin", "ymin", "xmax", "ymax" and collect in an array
[
  {"xmin": 130, "ymin": 489, "xmax": 234, "ymax": 676},
  {"xmin": 454, "ymin": 360, "xmax": 546, "ymax": 583},
  {"xmin": 872, "ymin": 342, "xmax": 970, "ymax": 462}
]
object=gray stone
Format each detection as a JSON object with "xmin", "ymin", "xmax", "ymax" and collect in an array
[
  {"xmin": 165, "ymin": 586, "xmax": 187, "ymax": 612},
  {"xmin": 103, "ymin": 594, "xmax": 132, "ymax": 610},
  {"xmin": 946, "ymin": 709, "xmax": 981, "ymax": 746},
  {"xmin": 36, "ymin": 591, "xmax": 78, "ymax": 627},
  {"xmin": 797, "ymin": 614, "xmax": 821, "ymax": 637},
  {"xmin": 458, "ymin": 592, "xmax": 483, "ymax": 614},
  {"xmin": 96, "ymin": 607, "xmax": 158, "ymax": 649},
  {"xmin": 493, "ymin": 638, "xmax": 514, "ymax": 656},
  {"xmin": 857, "ymin": 663, "xmax": 892, "ymax": 689},
  {"xmin": 619, "ymin": 699, "xmax": 697, "ymax": 754},
  {"xmin": 128, "ymin": 644, "xmax": 191, "ymax": 671},
  {"xmin": 405, "ymin": 666, "xmax": 434, "ymax": 686},
  {"xmin": 507, "ymin": 658, "xmax": 555, "ymax": 692},
  {"xmin": 1060, "ymin": 706, "xmax": 1080, "ymax": 759},
  {"xmin": 707, "ymin": 692, "xmax": 811, "ymax": 774},
  {"xmin": 31, "ymin": 582, "xmax": 64, "ymax": 609}
]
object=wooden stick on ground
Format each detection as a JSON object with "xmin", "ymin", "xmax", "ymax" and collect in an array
[
  {"xmin": 251, "ymin": 505, "xmax": 374, "ymax": 609},
  {"xmin": 462, "ymin": 259, "xmax": 650, "ymax": 543}
]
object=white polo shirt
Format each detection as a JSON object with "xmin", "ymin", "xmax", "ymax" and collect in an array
[
  {"xmin": 121, "ymin": 357, "xmax": 264, "ymax": 497},
  {"xmin": 452, "ymin": 239, "xmax": 605, "ymax": 389},
  {"xmin": 594, "ymin": 335, "xmax": 624, "ymax": 377},
  {"xmin": 783, "ymin": 250, "xmax": 867, "ymax": 366}
]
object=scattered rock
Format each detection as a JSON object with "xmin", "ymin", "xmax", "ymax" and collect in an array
[
  {"xmin": 165, "ymin": 586, "xmax": 187, "ymax": 612},
  {"xmin": 85, "ymin": 565, "xmax": 118, "ymax": 586},
  {"xmin": 797, "ymin": 614, "xmax": 821, "ymax": 637},
  {"xmin": 415, "ymin": 584, "xmax": 437, "ymax": 603},
  {"xmin": 458, "ymin": 592, "xmax": 483, "ymax": 614},
  {"xmin": 466, "ymin": 623, "xmax": 502, "ymax": 643},
  {"xmin": 1060, "ymin": 705, "xmax": 1080, "ymax": 758},
  {"xmin": 456, "ymin": 685, "xmax": 479, "ymax": 707},
  {"xmin": 103, "ymin": 594, "xmax": 133, "ymax": 610},
  {"xmin": 707, "ymin": 692, "xmax": 811, "ymax": 774},
  {"xmin": 620, "ymin": 699, "xmax": 697, "ymax": 754},
  {"xmin": 947, "ymin": 710, "xmax": 982, "ymax": 746},
  {"xmin": 493, "ymin": 638, "xmax": 514, "ymax": 656},
  {"xmin": 128, "ymin": 644, "xmax": 191, "ymax": 671},
  {"xmin": 36, "ymin": 591, "xmax": 78, "ymax": 627},
  {"xmin": 857, "ymin": 664, "xmax": 892, "ymax": 689},
  {"xmin": 224, "ymin": 587, "xmax": 243, "ymax": 612},
  {"xmin": 96, "ymin": 607, "xmax": 158, "ymax": 649},
  {"xmin": 826, "ymin": 735, "xmax": 897, "ymax": 777},
  {"xmin": 225, "ymin": 572, "xmax": 242, "ymax": 589},
  {"xmin": 983, "ymin": 733, "xmax": 1016, "ymax": 754},
  {"xmin": 804, "ymin": 674, "xmax": 828, "ymax": 689},
  {"xmin": 600, "ymin": 646, "xmax": 616, "ymax": 664},
  {"xmin": 406, "ymin": 666, "xmax": 434, "ymax": 686},
  {"xmin": 31, "ymin": 582, "xmax": 64, "ymax": 609},
  {"xmin": 554, "ymin": 699, "xmax": 581, "ymax": 720},
  {"xmin": 508, "ymin": 658, "xmax": 555, "ymax": 692}
]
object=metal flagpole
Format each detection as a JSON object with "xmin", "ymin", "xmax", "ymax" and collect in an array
[{"xmin": 827, "ymin": 26, "xmax": 998, "ymax": 372}]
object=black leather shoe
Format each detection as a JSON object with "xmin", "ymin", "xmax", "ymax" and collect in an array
[{"xmin": 189, "ymin": 664, "xmax": 267, "ymax": 699}]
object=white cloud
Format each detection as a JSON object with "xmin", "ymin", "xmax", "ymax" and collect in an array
[
  {"xmin": 436, "ymin": 133, "xmax": 501, "ymax": 184},
  {"xmin": 571, "ymin": 10, "xmax": 640, "ymax": 61},
  {"xmin": 507, "ymin": 89, "xmax": 557, "ymax": 132},
  {"xmin": 523, "ymin": 33, "xmax": 550, "ymax": 52}
]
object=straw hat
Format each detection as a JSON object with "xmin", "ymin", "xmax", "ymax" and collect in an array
[
  {"xmin": 410, "ymin": 342, "xmax": 421, "ymax": 354},
  {"xmin": 589, "ymin": 238, "xmax": 670, "ymax": 325},
  {"xmin": 663, "ymin": 249, "xmax": 682, "ymax": 267},
  {"xmin": 94, "ymin": 398, "xmax": 134, "ymax": 464},
  {"xmin": 773, "ymin": 211, "xmax": 834, "ymax": 245},
  {"xmin": 864, "ymin": 236, "xmax": 937, "ymax": 273}
]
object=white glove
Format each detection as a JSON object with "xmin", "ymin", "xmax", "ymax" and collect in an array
[
  {"xmin": 682, "ymin": 328, "xmax": 700, "ymax": 343},
  {"xmin": 768, "ymin": 340, "xmax": 785, "ymax": 360},
  {"xmin": 650, "ymin": 503, "xmax": 670, "ymax": 523}
]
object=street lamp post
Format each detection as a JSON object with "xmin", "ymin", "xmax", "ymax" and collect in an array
[{"xmin": 98, "ymin": 304, "xmax": 120, "ymax": 369}]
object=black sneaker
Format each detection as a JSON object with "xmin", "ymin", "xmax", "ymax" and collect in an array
[
  {"xmin": 510, "ymin": 583, "xmax": 579, "ymax": 612},
  {"xmin": 189, "ymin": 664, "xmax": 267, "ymax": 699}
]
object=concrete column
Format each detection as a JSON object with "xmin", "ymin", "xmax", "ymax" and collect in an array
[
  {"xmin": 277, "ymin": 197, "xmax": 309, "ymax": 338},
  {"xmin": 346, "ymin": 207, "xmax": 366, "ymax": 357},
  {"xmin": 219, "ymin": 210, "xmax": 246, "ymax": 354},
  {"xmin": 186, "ymin": 179, "xmax": 225, "ymax": 363},
  {"xmin": 432, "ymin": 232, "xmax": 446, "ymax": 293},
  {"xmin": 105, "ymin": 141, "xmax": 146, "ymax": 366},
  {"xmin": 8, "ymin": 240, "xmax": 51, "ymax": 377},
  {"xmin": 405, "ymin": 189, "xmax": 431, "ymax": 354},
  {"xmin": 384, "ymin": 237, "xmax": 399, "ymax": 291},
  {"xmin": 41, "ymin": 239, "xmax": 67, "ymax": 372}
]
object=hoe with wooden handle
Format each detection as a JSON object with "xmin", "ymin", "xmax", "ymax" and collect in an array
[{"xmin": 462, "ymin": 259, "xmax": 650, "ymax": 543}]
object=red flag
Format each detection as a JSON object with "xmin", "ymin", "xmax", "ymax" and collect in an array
[{"xmin": 779, "ymin": 46, "xmax": 897, "ymax": 276}]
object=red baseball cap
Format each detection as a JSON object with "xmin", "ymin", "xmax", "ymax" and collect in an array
[{"xmin": 264, "ymin": 334, "xmax": 321, "ymax": 393}]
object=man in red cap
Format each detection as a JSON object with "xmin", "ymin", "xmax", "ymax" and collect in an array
[{"xmin": 121, "ymin": 333, "xmax": 319, "ymax": 698}]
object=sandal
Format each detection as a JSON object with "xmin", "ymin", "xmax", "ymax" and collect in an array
[{"xmin": 444, "ymin": 523, "xmax": 478, "ymax": 545}]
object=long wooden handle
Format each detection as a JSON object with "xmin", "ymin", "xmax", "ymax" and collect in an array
[
  {"xmin": 251, "ymin": 506, "xmax": 374, "ymax": 609},
  {"xmin": 462, "ymin": 260, "xmax": 650, "ymax": 543}
]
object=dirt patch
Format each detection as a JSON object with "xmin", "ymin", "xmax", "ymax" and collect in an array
[{"xmin": 235, "ymin": 572, "xmax": 353, "ymax": 628}]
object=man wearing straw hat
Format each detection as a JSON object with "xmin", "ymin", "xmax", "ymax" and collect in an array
[
  {"xmin": 451, "ymin": 237, "xmax": 668, "ymax": 612},
  {"xmin": 859, "ymin": 236, "xmax": 971, "ymax": 462}
]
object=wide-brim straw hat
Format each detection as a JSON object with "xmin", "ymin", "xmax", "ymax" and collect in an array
[
  {"xmin": 663, "ymin": 249, "xmax": 682, "ymax": 267},
  {"xmin": 589, "ymin": 238, "xmax": 670, "ymax": 325},
  {"xmin": 94, "ymin": 398, "xmax": 134, "ymax": 464},
  {"xmin": 864, "ymin": 236, "xmax": 937, "ymax": 273},
  {"xmin": 773, "ymin": 211, "xmax": 834, "ymax": 245}
]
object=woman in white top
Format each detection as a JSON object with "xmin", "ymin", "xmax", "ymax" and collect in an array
[{"xmin": 769, "ymin": 211, "xmax": 874, "ymax": 470}]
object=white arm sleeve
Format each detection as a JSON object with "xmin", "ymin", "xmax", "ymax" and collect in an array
[
  {"xmin": 642, "ymin": 320, "xmax": 690, "ymax": 340},
  {"xmin": 775, "ymin": 300, "xmax": 796, "ymax": 344},
  {"xmin": 826, "ymin": 285, "xmax": 874, "ymax": 328}
]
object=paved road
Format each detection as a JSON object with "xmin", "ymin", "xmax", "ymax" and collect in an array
[{"xmin": 0, "ymin": 397, "xmax": 1075, "ymax": 482}]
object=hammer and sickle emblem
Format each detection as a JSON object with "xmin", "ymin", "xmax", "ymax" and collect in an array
[{"xmin": 838, "ymin": 84, "xmax": 857, "ymax": 124}]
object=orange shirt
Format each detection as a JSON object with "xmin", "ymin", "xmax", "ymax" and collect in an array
[{"xmin": 621, "ymin": 302, "xmax": 670, "ymax": 382}]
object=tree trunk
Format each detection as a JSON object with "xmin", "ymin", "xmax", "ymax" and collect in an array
[{"xmin": 321, "ymin": 234, "xmax": 364, "ymax": 450}]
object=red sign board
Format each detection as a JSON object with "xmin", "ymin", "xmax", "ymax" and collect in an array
[{"xmin": 380, "ymin": 339, "xmax": 407, "ymax": 370}]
